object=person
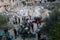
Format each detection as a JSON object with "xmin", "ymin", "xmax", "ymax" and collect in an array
[
  {"xmin": 4, "ymin": 29, "xmax": 10, "ymax": 40},
  {"xmin": 37, "ymin": 31, "xmax": 41, "ymax": 40},
  {"xmin": 13, "ymin": 28, "xmax": 17, "ymax": 39},
  {"xmin": 30, "ymin": 22, "xmax": 34, "ymax": 31},
  {"xmin": 4, "ymin": 29, "xmax": 8, "ymax": 34},
  {"xmin": 21, "ymin": 26, "xmax": 30, "ymax": 40},
  {"xmin": 5, "ymin": 30, "xmax": 10, "ymax": 40},
  {"xmin": 18, "ymin": 24, "xmax": 22, "ymax": 35}
]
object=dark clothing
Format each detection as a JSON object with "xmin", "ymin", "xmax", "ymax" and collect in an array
[
  {"xmin": 29, "ymin": 22, "xmax": 34, "ymax": 31},
  {"xmin": 38, "ymin": 31, "xmax": 41, "ymax": 40},
  {"xmin": 41, "ymin": 38, "xmax": 46, "ymax": 40},
  {"xmin": 13, "ymin": 29, "xmax": 17, "ymax": 35},
  {"xmin": 13, "ymin": 29, "xmax": 17, "ymax": 39},
  {"xmin": 31, "ymin": 24, "xmax": 34, "ymax": 31},
  {"xmin": 38, "ymin": 33, "xmax": 41, "ymax": 38},
  {"xmin": 4, "ymin": 29, "xmax": 8, "ymax": 34}
]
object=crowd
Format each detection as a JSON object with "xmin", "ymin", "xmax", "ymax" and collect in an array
[{"xmin": 0, "ymin": 17, "xmax": 48, "ymax": 40}]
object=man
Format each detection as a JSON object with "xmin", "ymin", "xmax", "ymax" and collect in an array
[
  {"xmin": 13, "ymin": 28, "xmax": 17, "ymax": 39},
  {"xmin": 37, "ymin": 31, "xmax": 41, "ymax": 40}
]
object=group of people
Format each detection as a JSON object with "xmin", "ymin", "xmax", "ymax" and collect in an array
[
  {"xmin": 2, "ymin": 17, "xmax": 47, "ymax": 40},
  {"xmin": 18, "ymin": 19, "xmax": 35, "ymax": 40},
  {"xmin": 15, "ymin": 18, "xmax": 47, "ymax": 40}
]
